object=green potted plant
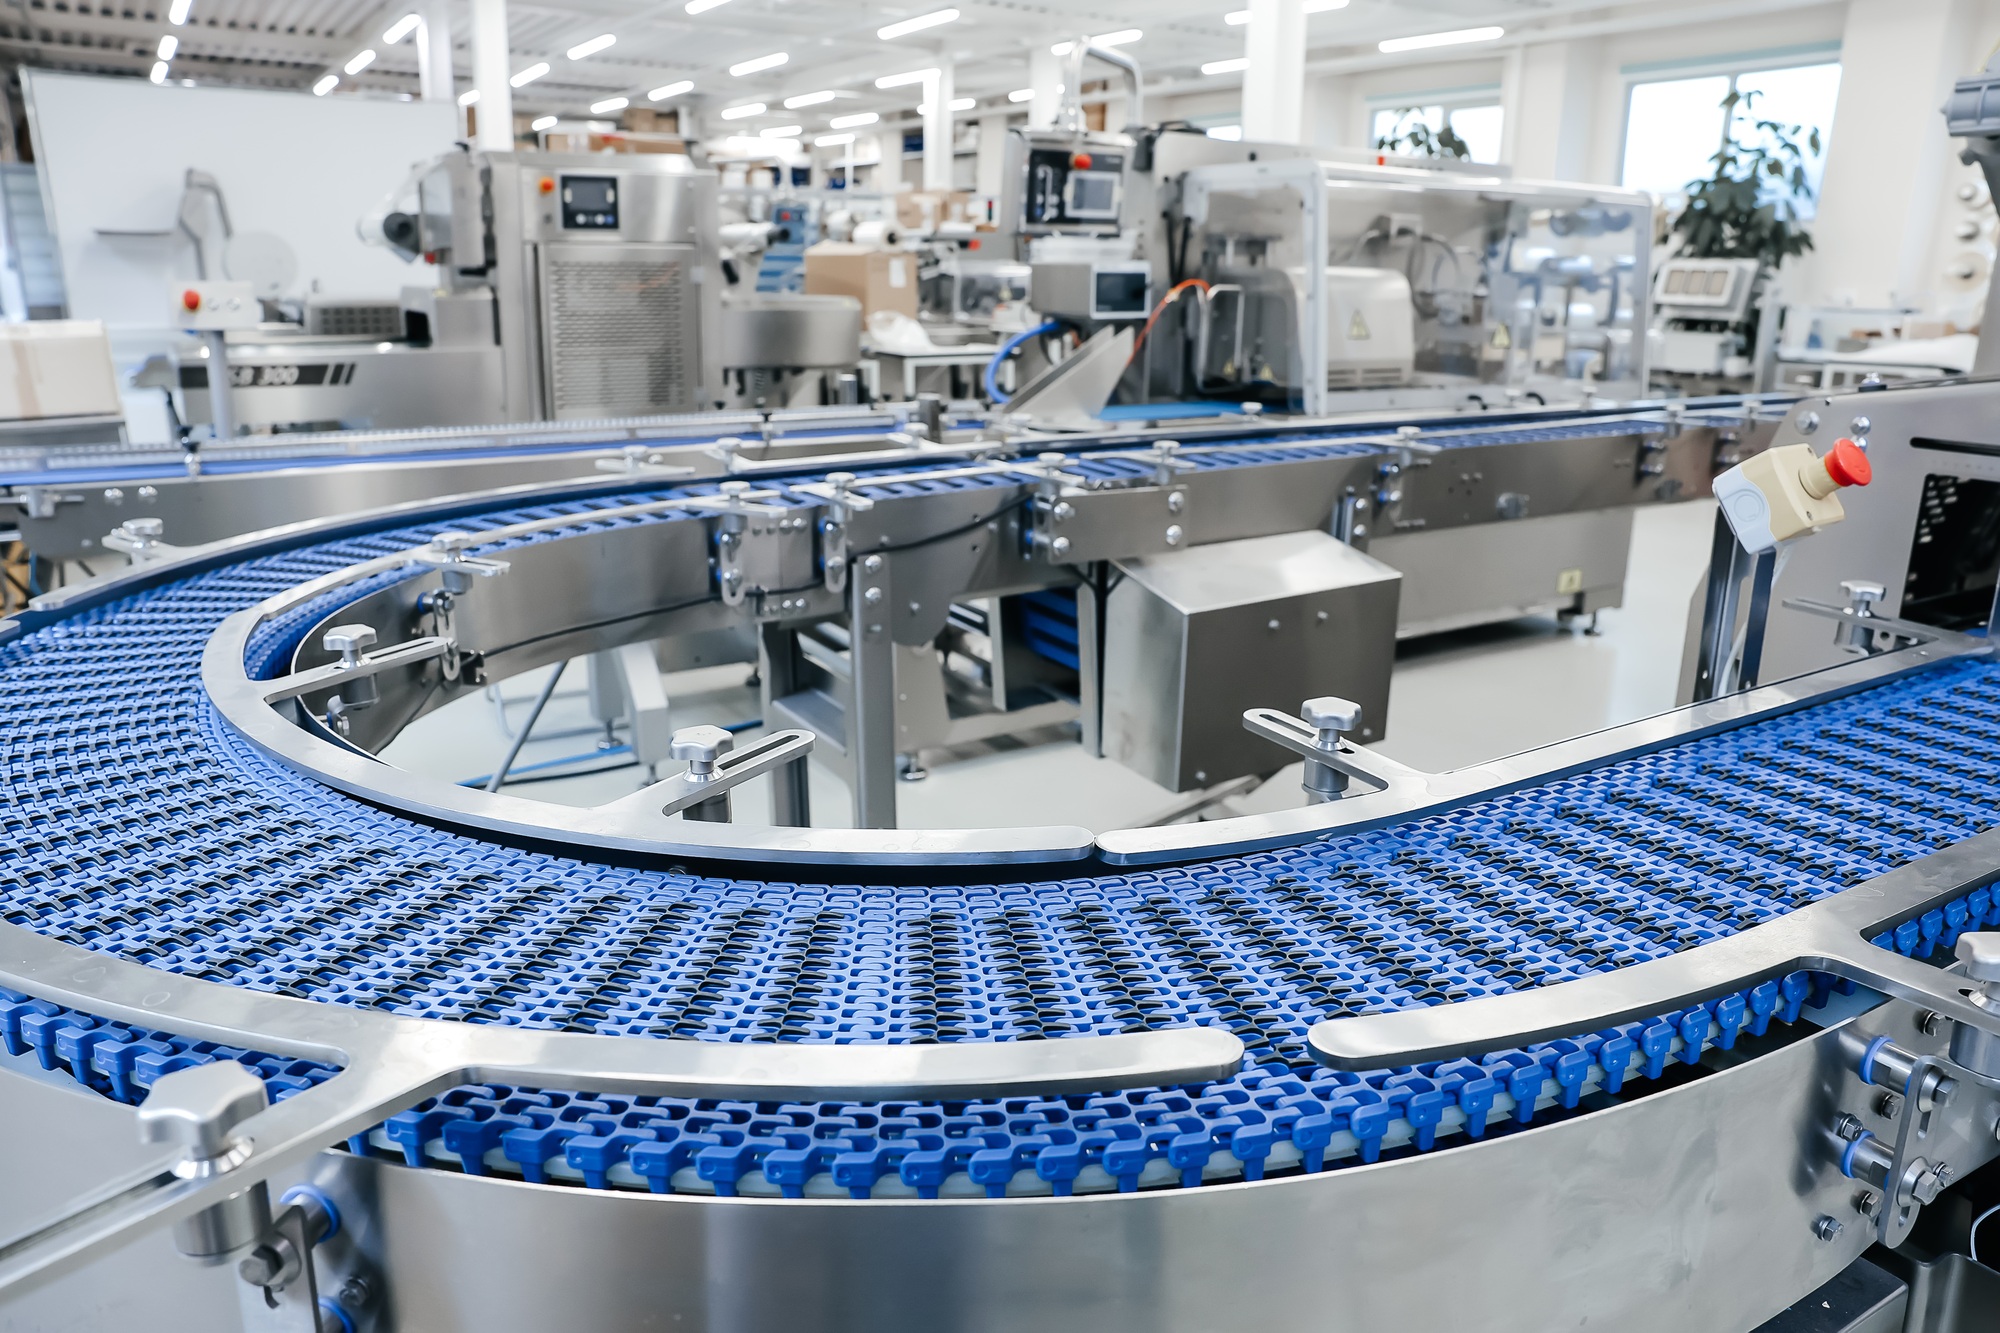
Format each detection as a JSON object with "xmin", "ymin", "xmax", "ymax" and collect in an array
[
  {"xmin": 1671, "ymin": 87, "xmax": 1819, "ymax": 268},
  {"xmin": 1373, "ymin": 109, "xmax": 1470, "ymax": 161}
]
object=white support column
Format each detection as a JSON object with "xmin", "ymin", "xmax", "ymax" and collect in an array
[
  {"xmin": 974, "ymin": 109, "xmax": 1009, "ymax": 199},
  {"xmin": 1497, "ymin": 44, "xmax": 1524, "ymax": 167},
  {"xmin": 1027, "ymin": 45, "xmax": 1062, "ymax": 130},
  {"xmin": 923, "ymin": 57, "xmax": 954, "ymax": 191},
  {"xmin": 1505, "ymin": 41, "xmax": 1597, "ymax": 180},
  {"xmin": 1242, "ymin": 0, "xmax": 1306, "ymax": 144},
  {"xmin": 416, "ymin": 0, "xmax": 454, "ymax": 103},
  {"xmin": 470, "ymin": 0, "xmax": 513, "ymax": 151}
]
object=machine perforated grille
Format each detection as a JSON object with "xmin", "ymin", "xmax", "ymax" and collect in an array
[
  {"xmin": 543, "ymin": 250, "xmax": 691, "ymax": 418},
  {"xmin": 6, "ymin": 426, "xmax": 1991, "ymax": 1202}
]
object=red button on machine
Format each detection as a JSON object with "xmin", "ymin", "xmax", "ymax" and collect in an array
[
  {"xmin": 539, "ymin": 176, "xmax": 556, "ymax": 194},
  {"xmin": 1824, "ymin": 437, "xmax": 1872, "ymax": 488},
  {"xmin": 181, "ymin": 288, "xmax": 201, "ymax": 312},
  {"xmin": 1071, "ymin": 151, "xmax": 1093, "ymax": 170}
]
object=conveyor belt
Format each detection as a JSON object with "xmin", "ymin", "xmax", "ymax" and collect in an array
[{"xmin": 7, "ymin": 424, "xmax": 1987, "ymax": 1203}]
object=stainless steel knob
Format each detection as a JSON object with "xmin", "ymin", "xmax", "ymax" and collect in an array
[
  {"xmin": 1957, "ymin": 933, "xmax": 2000, "ymax": 984},
  {"xmin": 322, "ymin": 624, "xmax": 377, "ymax": 665},
  {"xmin": 121, "ymin": 517, "xmax": 164, "ymax": 540},
  {"xmin": 1302, "ymin": 696, "xmax": 1362, "ymax": 743},
  {"xmin": 670, "ymin": 725, "xmax": 734, "ymax": 778},
  {"xmin": 1840, "ymin": 580, "xmax": 1886, "ymax": 612},
  {"xmin": 137, "ymin": 1061, "xmax": 267, "ymax": 1166},
  {"xmin": 430, "ymin": 530, "xmax": 475, "ymax": 556}
]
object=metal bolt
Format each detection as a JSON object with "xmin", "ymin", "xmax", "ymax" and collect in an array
[
  {"xmin": 1168, "ymin": 490, "xmax": 1186, "ymax": 513},
  {"xmin": 1853, "ymin": 1188, "xmax": 1881, "ymax": 1218},
  {"xmin": 1876, "ymin": 1091, "xmax": 1903, "ymax": 1119},
  {"xmin": 1811, "ymin": 1215, "xmax": 1843, "ymax": 1242},
  {"xmin": 321, "ymin": 624, "xmax": 377, "ymax": 667},
  {"xmin": 864, "ymin": 586, "xmax": 884, "ymax": 604},
  {"xmin": 103, "ymin": 487, "xmax": 123, "ymax": 504},
  {"xmin": 1796, "ymin": 409, "xmax": 1821, "ymax": 435},
  {"xmin": 1051, "ymin": 536, "xmax": 1072, "ymax": 558},
  {"xmin": 1053, "ymin": 501, "xmax": 1075, "ymax": 522},
  {"xmin": 1266, "ymin": 618, "xmax": 1280, "ymax": 632},
  {"xmin": 138, "ymin": 485, "xmax": 158, "ymax": 500},
  {"xmin": 1164, "ymin": 525, "xmax": 1184, "ymax": 547},
  {"xmin": 1851, "ymin": 416, "xmax": 1872, "ymax": 435},
  {"xmin": 1918, "ymin": 1010, "xmax": 1943, "ymax": 1037},
  {"xmin": 1834, "ymin": 1113, "xmax": 1866, "ymax": 1141},
  {"xmin": 337, "ymin": 1277, "xmax": 373, "ymax": 1309},
  {"xmin": 238, "ymin": 1243, "xmax": 285, "ymax": 1287},
  {"xmin": 862, "ymin": 554, "xmax": 883, "ymax": 574}
]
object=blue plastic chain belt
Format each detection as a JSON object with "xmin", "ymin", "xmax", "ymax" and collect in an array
[{"xmin": 4, "ymin": 420, "xmax": 1990, "ymax": 1202}]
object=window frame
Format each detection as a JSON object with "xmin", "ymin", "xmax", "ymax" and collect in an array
[
  {"xmin": 1616, "ymin": 44, "xmax": 1841, "ymax": 200},
  {"xmin": 1363, "ymin": 84, "xmax": 1503, "ymax": 162}
]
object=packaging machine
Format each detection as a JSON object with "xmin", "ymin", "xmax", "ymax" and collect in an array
[{"xmin": 2, "ymin": 379, "xmax": 2000, "ymax": 1333}]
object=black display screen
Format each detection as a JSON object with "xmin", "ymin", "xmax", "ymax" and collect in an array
[
  {"xmin": 1094, "ymin": 269, "xmax": 1148, "ymax": 315},
  {"xmin": 561, "ymin": 175, "xmax": 619, "ymax": 229}
]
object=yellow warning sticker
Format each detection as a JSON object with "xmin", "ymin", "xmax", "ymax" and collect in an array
[
  {"xmin": 1491, "ymin": 324, "xmax": 1511, "ymax": 348},
  {"xmin": 1348, "ymin": 310, "xmax": 1371, "ymax": 340}
]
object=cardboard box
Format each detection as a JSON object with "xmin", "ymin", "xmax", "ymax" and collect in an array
[
  {"xmin": 0, "ymin": 320, "xmax": 122, "ymax": 421},
  {"xmin": 894, "ymin": 190, "xmax": 972, "ymax": 233},
  {"xmin": 803, "ymin": 242, "xmax": 918, "ymax": 320}
]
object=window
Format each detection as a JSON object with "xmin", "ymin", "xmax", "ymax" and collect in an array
[
  {"xmin": 1619, "ymin": 60, "xmax": 1840, "ymax": 212},
  {"xmin": 1369, "ymin": 101, "xmax": 1504, "ymax": 164}
]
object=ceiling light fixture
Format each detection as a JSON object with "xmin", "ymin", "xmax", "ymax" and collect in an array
[
  {"xmin": 149, "ymin": 60, "xmax": 169, "ymax": 83},
  {"xmin": 344, "ymin": 49, "xmax": 376, "ymax": 74},
  {"xmin": 382, "ymin": 13, "xmax": 420, "ymax": 43},
  {"xmin": 1007, "ymin": 87, "xmax": 1035, "ymax": 102},
  {"xmin": 312, "ymin": 72, "xmax": 338, "ymax": 94},
  {"xmin": 458, "ymin": 88, "xmax": 480, "ymax": 106},
  {"xmin": 157, "ymin": 34, "xmax": 178, "ymax": 59},
  {"xmin": 1050, "ymin": 30, "xmax": 1140, "ymax": 55},
  {"xmin": 510, "ymin": 62, "xmax": 549, "ymax": 86},
  {"xmin": 566, "ymin": 33, "xmax": 615, "ymax": 60},
  {"xmin": 875, "ymin": 66, "xmax": 936, "ymax": 88},
  {"xmin": 1201, "ymin": 56, "xmax": 1247, "ymax": 74},
  {"xmin": 591, "ymin": 96, "xmax": 628, "ymax": 113},
  {"xmin": 828, "ymin": 110, "xmax": 879, "ymax": 128},
  {"xmin": 877, "ymin": 8, "xmax": 959, "ymax": 40},
  {"xmin": 815, "ymin": 132, "xmax": 855, "ymax": 146},
  {"xmin": 729, "ymin": 51, "xmax": 788, "ymax": 76},
  {"xmin": 761, "ymin": 124, "xmax": 802, "ymax": 138},
  {"xmin": 167, "ymin": 0, "xmax": 191, "ymax": 24},
  {"xmin": 1377, "ymin": 25, "xmax": 1503, "ymax": 52},
  {"xmin": 684, "ymin": 0, "xmax": 735, "ymax": 11},
  {"xmin": 531, "ymin": 114, "xmax": 558, "ymax": 131},
  {"xmin": 649, "ymin": 80, "xmax": 693, "ymax": 101},
  {"xmin": 784, "ymin": 90, "xmax": 836, "ymax": 108},
  {"xmin": 719, "ymin": 101, "xmax": 766, "ymax": 119}
]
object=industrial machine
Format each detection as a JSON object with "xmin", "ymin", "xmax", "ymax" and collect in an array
[
  {"xmin": 4, "ymin": 379, "xmax": 2000, "ymax": 1332},
  {"xmin": 1648, "ymin": 255, "xmax": 1764, "ymax": 388}
]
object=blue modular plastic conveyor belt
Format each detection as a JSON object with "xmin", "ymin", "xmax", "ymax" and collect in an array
[{"xmin": 7, "ymin": 413, "xmax": 1991, "ymax": 1203}]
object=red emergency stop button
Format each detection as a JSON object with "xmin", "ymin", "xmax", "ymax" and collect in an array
[
  {"xmin": 1071, "ymin": 151, "xmax": 1092, "ymax": 169},
  {"xmin": 539, "ymin": 176, "xmax": 556, "ymax": 194},
  {"xmin": 1825, "ymin": 437, "xmax": 1871, "ymax": 488},
  {"xmin": 181, "ymin": 288, "xmax": 201, "ymax": 312}
]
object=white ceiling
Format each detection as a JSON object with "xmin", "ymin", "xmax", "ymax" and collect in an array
[{"xmin": 0, "ymin": 0, "xmax": 1720, "ymax": 132}]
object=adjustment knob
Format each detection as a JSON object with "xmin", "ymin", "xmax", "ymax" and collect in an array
[
  {"xmin": 1957, "ymin": 932, "xmax": 2000, "ymax": 984},
  {"xmin": 670, "ymin": 725, "xmax": 734, "ymax": 777},
  {"xmin": 1301, "ymin": 696, "xmax": 1362, "ymax": 737},
  {"xmin": 137, "ymin": 1061, "xmax": 267, "ymax": 1163},
  {"xmin": 322, "ymin": 624, "xmax": 378, "ymax": 664},
  {"xmin": 121, "ymin": 517, "xmax": 164, "ymax": 540}
]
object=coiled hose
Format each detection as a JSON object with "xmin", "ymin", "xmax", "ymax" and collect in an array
[{"xmin": 983, "ymin": 320, "xmax": 1062, "ymax": 404}]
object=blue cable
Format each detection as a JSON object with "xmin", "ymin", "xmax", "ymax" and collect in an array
[{"xmin": 983, "ymin": 320, "xmax": 1061, "ymax": 405}]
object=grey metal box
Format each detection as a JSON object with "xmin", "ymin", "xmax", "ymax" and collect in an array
[{"xmin": 1100, "ymin": 530, "xmax": 1400, "ymax": 792}]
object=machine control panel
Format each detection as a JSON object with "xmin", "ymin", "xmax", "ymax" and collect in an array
[
  {"xmin": 560, "ymin": 175, "xmax": 620, "ymax": 230},
  {"xmin": 1025, "ymin": 146, "xmax": 1125, "ymax": 230}
]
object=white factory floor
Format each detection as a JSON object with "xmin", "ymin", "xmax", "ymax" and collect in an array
[{"xmin": 380, "ymin": 499, "xmax": 1721, "ymax": 834}]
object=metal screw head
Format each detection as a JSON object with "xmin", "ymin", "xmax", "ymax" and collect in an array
[
  {"xmin": 1302, "ymin": 696, "xmax": 1363, "ymax": 733},
  {"xmin": 121, "ymin": 517, "xmax": 164, "ymax": 539},
  {"xmin": 669, "ymin": 725, "xmax": 734, "ymax": 770},
  {"xmin": 322, "ymin": 624, "xmax": 377, "ymax": 659},
  {"xmin": 238, "ymin": 1243, "xmax": 286, "ymax": 1287},
  {"xmin": 1811, "ymin": 1214, "xmax": 1843, "ymax": 1242},
  {"xmin": 1051, "ymin": 536, "xmax": 1072, "ymax": 558},
  {"xmin": 1917, "ymin": 1010, "xmax": 1943, "ymax": 1037},
  {"xmin": 1796, "ymin": 409, "xmax": 1822, "ymax": 435},
  {"xmin": 1851, "ymin": 416, "xmax": 1872, "ymax": 436},
  {"xmin": 862, "ymin": 554, "xmax": 883, "ymax": 574},
  {"xmin": 1834, "ymin": 1113, "xmax": 1866, "ymax": 1141},
  {"xmin": 1052, "ymin": 501, "xmax": 1075, "ymax": 522},
  {"xmin": 1853, "ymin": 1188, "xmax": 1881, "ymax": 1218},
  {"xmin": 1164, "ymin": 525, "xmax": 1184, "ymax": 546},
  {"xmin": 864, "ymin": 586, "xmax": 884, "ymax": 604},
  {"xmin": 1956, "ymin": 932, "xmax": 2000, "ymax": 983},
  {"xmin": 136, "ymin": 1061, "xmax": 267, "ymax": 1163},
  {"xmin": 1876, "ymin": 1091, "xmax": 1903, "ymax": 1119}
]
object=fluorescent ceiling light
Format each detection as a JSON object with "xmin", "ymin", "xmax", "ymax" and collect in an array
[
  {"xmin": 815, "ymin": 132, "xmax": 855, "ymax": 146},
  {"xmin": 167, "ymin": 0, "xmax": 191, "ymax": 24},
  {"xmin": 875, "ymin": 66, "xmax": 937, "ymax": 88},
  {"xmin": 649, "ymin": 80, "xmax": 693, "ymax": 100},
  {"xmin": 877, "ymin": 8, "xmax": 958, "ymax": 40},
  {"xmin": 1051, "ymin": 30, "xmax": 1140, "ymax": 54},
  {"xmin": 149, "ymin": 60, "xmax": 170, "ymax": 83},
  {"xmin": 762, "ymin": 124, "xmax": 802, "ymax": 138},
  {"xmin": 719, "ymin": 101, "xmax": 766, "ymax": 119},
  {"xmin": 1201, "ymin": 57, "xmax": 1247, "ymax": 74},
  {"xmin": 785, "ymin": 90, "xmax": 837, "ymax": 108},
  {"xmin": 312, "ymin": 72, "xmax": 339, "ymax": 94},
  {"xmin": 382, "ymin": 13, "xmax": 420, "ymax": 43},
  {"xmin": 1206, "ymin": 125, "xmax": 1241, "ymax": 140},
  {"xmin": 591, "ymin": 96, "xmax": 628, "ymax": 113},
  {"xmin": 531, "ymin": 115, "xmax": 558, "ymax": 131},
  {"xmin": 567, "ymin": 33, "xmax": 616, "ymax": 60},
  {"xmin": 730, "ymin": 51, "xmax": 788, "ymax": 76},
  {"xmin": 344, "ymin": 49, "xmax": 376, "ymax": 74},
  {"xmin": 1225, "ymin": 0, "xmax": 1344, "ymax": 21},
  {"xmin": 829, "ymin": 110, "xmax": 879, "ymax": 128},
  {"xmin": 458, "ymin": 88, "xmax": 480, "ymax": 106},
  {"xmin": 916, "ymin": 96, "xmax": 976, "ymax": 113},
  {"xmin": 684, "ymin": 0, "xmax": 735, "ymax": 11},
  {"xmin": 510, "ymin": 62, "xmax": 549, "ymax": 86},
  {"xmin": 157, "ymin": 34, "xmax": 178, "ymax": 59},
  {"xmin": 1008, "ymin": 87, "xmax": 1035, "ymax": 102},
  {"xmin": 1378, "ymin": 25, "xmax": 1503, "ymax": 52}
]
